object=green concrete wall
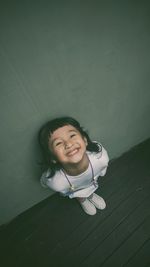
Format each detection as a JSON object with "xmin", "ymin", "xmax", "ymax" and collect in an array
[{"xmin": 0, "ymin": 0, "xmax": 150, "ymax": 225}]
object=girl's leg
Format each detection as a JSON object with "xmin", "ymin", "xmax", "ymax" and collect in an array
[{"xmin": 77, "ymin": 197, "xmax": 86, "ymax": 203}]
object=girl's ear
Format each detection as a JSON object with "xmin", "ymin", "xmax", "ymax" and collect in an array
[{"xmin": 84, "ymin": 137, "xmax": 88, "ymax": 146}]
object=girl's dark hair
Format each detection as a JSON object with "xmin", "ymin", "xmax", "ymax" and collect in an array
[{"xmin": 38, "ymin": 116, "xmax": 101, "ymax": 177}]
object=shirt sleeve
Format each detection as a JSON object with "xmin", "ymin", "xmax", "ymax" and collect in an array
[
  {"xmin": 97, "ymin": 144, "xmax": 109, "ymax": 176},
  {"xmin": 40, "ymin": 169, "xmax": 58, "ymax": 191},
  {"xmin": 40, "ymin": 170, "xmax": 50, "ymax": 188},
  {"xmin": 40, "ymin": 169, "xmax": 69, "ymax": 193}
]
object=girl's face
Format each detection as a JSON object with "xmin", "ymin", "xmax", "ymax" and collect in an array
[{"xmin": 48, "ymin": 125, "xmax": 88, "ymax": 170}]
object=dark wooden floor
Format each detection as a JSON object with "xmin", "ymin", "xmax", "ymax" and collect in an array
[{"xmin": 1, "ymin": 139, "xmax": 150, "ymax": 267}]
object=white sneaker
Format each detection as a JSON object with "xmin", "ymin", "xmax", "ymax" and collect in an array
[
  {"xmin": 79, "ymin": 199, "xmax": 97, "ymax": 215},
  {"xmin": 88, "ymin": 193, "xmax": 106, "ymax": 210}
]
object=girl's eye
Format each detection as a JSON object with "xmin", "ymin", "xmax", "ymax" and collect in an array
[
  {"xmin": 55, "ymin": 141, "xmax": 62, "ymax": 146},
  {"xmin": 70, "ymin": 134, "xmax": 76, "ymax": 138}
]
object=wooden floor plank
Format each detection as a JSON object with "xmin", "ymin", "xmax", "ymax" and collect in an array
[
  {"xmin": 123, "ymin": 238, "xmax": 150, "ymax": 267},
  {"xmin": 101, "ymin": 216, "xmax": 150, "ymax": 267}
]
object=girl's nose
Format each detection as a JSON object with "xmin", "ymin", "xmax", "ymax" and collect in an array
[{"xmin": 65, "ymin": 140, "xmax": 73, "ymax": 149}]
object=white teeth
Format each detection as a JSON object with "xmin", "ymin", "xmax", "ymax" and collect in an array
[{"xmin": 67, "ymin": 149, "xmax": 78, "ymax": 156}]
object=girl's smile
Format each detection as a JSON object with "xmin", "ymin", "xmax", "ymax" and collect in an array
[
  {"xmin": 66, "ymin": 148, "xmax": 79, "ymax": 157},
  {"xmin": 48, "ymin": 125, "xmax": 89, "ymax": 175}
]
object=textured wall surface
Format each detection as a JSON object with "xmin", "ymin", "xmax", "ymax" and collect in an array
[{"xmin": 0, "ymin": 0, "xmax": 150, "ymax": 225}]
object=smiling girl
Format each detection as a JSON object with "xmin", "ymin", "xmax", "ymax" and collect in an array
[{"xmin": 39, "ymin": 117, "xmax": 109, "ymax": 216}]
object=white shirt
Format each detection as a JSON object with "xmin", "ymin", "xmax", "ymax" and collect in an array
[{"xmin": 40, "ymin": 144, "xmax": 109, "ymax": 198}]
